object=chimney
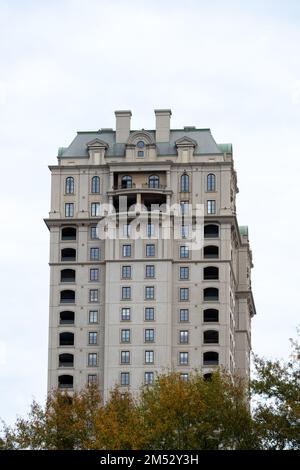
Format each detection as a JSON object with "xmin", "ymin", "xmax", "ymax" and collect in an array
[
  {"xmin": 115, "ymin": 110, "xmax": 132, "ymax": 143},
  {"xmin": 154, "ymin": 109, "xmax": 172, "ymax": 142}
]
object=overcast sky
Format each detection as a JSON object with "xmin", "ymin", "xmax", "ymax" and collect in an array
[{"xmin": 0, "ymin": 0, "xmax": 299, "ymax": 425}]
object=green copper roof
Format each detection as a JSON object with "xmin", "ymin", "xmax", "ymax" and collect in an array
[
  {"xmin": 239, "ymin": 226, "xmax": 248, "ymax": 236},
  {"xmin": 58, "ymin": 147, "xmax": 67, "ymax": 157},
  {"xmin": 218, "ymin": 143, "xmax": 232, "ymax": 153}
]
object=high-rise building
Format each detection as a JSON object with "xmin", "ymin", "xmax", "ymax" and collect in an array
[{"xmin": 45, "ymin": 109, "xmax": 256, "ymax": 398}]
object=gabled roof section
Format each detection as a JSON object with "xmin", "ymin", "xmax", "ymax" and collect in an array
[
  {"xmin": 175, "ymin": 136, "xmax": 197, "ymax": 147},
  {"xmin": 86, "ymin": 138, "xmax": 109, "ymax": 149}
]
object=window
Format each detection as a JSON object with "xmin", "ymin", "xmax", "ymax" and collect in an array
[
  {"xmin": 180, "ymin": 201, "xmax": 189, "ymax": 215},
  {"xmin": 91, "ymin": 202, "xmax": 100, "ymax": 217},
  {"xmin": 138, "ymin": 150, "xmax": 144, "ymax": 157},
  {"xmin": 145, "ymin": 351, "xmax": 154, "ymax": 364},
  {"xmin": 180, "ymin": 246, "xmax": 189, "ymax": 259},
  {"xmin": 203, "ymin": 287, "xmax": 219, "ymax": 301},
  {"xmin": 90, "ymin": 247, "xmax": 100, "ymax": 261},
  {"xmin": 145, "ymin": 265, "xmax": 155, "ymax": 278},
  {"xmin": 89, "ymin": 289, "xmax": 99, "ymax": 302},
  {"xmin": 61, "ymin": 227, "xmax": 76, "ymax": 240},
  {"xmin": 180, "ymin": 373, "xmax": 189, "ymax": 381},
  {"xmin": 121, "ymin": 308, "xmax": 131, "ymax": 321},
  {"xmin": 204, "ymin": 330, "xmax": 219, "ymax": 344},
  {"xmin": 203, "ymin": 373, "xmax": 213, "ymax": 381},
  {"xmin": 59, "ymin": 353, "xmax": 73, "ymax": 368},
  {"xmin": 180, "ymin": 267, "xmax": 189, "ymax": 280},
  {"xmin": 203, "ymin": 351, "xmax": 219, "ymax": 366},
  {"xmin": 65, "ymin": 177, "xmax": 74, "ymax": 194},
  {"xmin": 59, "ymin": 332, "xmax": 74, "ymax": 346},
  {"xmin": 90, "ymin": 268, "xmax": 99, "ymax": 281},
  {"xmin": 204, "ymin": 309, "xmax": 219, "ymax": 323},
  {"xmin": 122, "ymin": 287, "xmax": 131, "ymax": 300},
  {"xmin": 88, "ymin": 374, "xmax": 97, "ymax": 385},
  {"xmin": 144, "ymin": 372, "xmax": 154, "ymax": 385},
  {"xmin": 207, "ymin": 200, "xmax": 216, "ymax": 214},
  {"xmin": 180, "ymin": 288, "xmax": 189, "ymax": 301},
  {"xmin": 146, "ymin": 244, "xmax": 155, "ymax": 257},
  {"xmin": 145, "ymin": 286, "xmax": 154, "ymax": 300},
  {"xmin": 89, "ymin": 310, "xmax": 98, "ymax": 324},
  {"xmin": 121, "ymin": 175, "xmax": 132, "ymax": 189},
  {"xmin": 88, "ymin": 353, "xmax": 97, "ymax": 367},
  {"xmin": 121, "ymin": 351, "xmax": 130, "ymax": 364},
  {"xmin": 145, "ymin": 329, "xmax": 155, "ymax": 343},
  {"xmin": 147, "ymin": 223, "xmax": 155, "ymax": 238},
  {"xmin": 88, "ymin": 332, "xmax": 98, "ymax": 345},
  {"xmin": 90, "ymin": 226, "xmax": 98, "ymax": 239},
  {"xmin": 207, "ymin": 174, "xmax": 216, "ymax": 192},
  {"xmin": 145, "ymin": 307, "xmax": 154, "ymax": 321},
  {"xmin": 60, "ymin": 311, "xmax": 75, "ymax": 325},
  {"xmin": 60, "ymin": 290, "xmax": 75, "ymax": 304},
  {"xmin": 180, "ymin": 174, "xmax": 189, "ymax": 192},
  {"xmin": 121, "ymin": 329, "xmax": 131, "ymax": 343},
  {"xmin": 179, "ymin": 330, "xmax": 189, "ymax": 344},
  {"xmin": 203, "ymin": 266, "xmax": 219, "ymax": 280},
  {"xmin": 123, "ymin": 224, "xmax": 131, "ymax": 238},
  {"xmin": 120, "ymin": 372, "xmax": 130, "ymax": 386},
  {"xmin": 60, "ymin": 269, "xmax": 76, "ymax": 283},
  {"xmin": 149, "ymin": 175, "xmax": 160, "ymax": 189},
  {"xmin": 204, "ymin": 224, "xmax": 219, "ymax": 238},
  {"xmin": 137, "ymin": 141, "xmax": 145, "ymax": 158},
  {"xmin": 91, "ymin": 176, "xmax": 100, "ymax": 194},
  {"xmin": 181, "ymin": 225, "xmax": 190, "ymax": 239},
  {"xmin": 61, "ymin": 248, "xmax": 76, "ymax": 262},
  {"xmin": 58, "ymin": 375, "xmax": 73, "ymax": 389},
  {"xmin": 180, "ymin": 309, "xmax": 189, "ymax": 322},
  {"xmin": 179, "ymin": 352, "xmax": 189, "ymax": 365},
  {"xmin": 122, "ymin": 245, "xmax": 132, "ymax": 257},
  {"xmin": 65, "ymin": 203, "xmax": 74, "ymax": 218},
  {"xmin": 204, "ymin": 245, "xmax": 219, "ymax": 259},
  {"xmin": 122, "ymin": 266, "xmax": 131, "ymax": 279}
]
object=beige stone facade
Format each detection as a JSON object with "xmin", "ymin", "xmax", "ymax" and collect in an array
[{"xmin": 45, "ymin": 109, "xmax": 256, "ymax": 398}]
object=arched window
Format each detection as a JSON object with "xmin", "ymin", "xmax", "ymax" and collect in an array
[
  {"xmin": 58, "ymin": 375, "xmax": 73, "ymax": 389},
  {"xmin": 59, "ymin": 311, "xmax": 75, "ymax": 325},
  {"xmin": 121, "ymin": 175, "xmax": 132, "ymax": 189},
  {"xmin": 181, "ymin": 174, "xmax": 189, "ymax": 192},
  {"xmin": 61, "ymin": 227, "xmax": 76, "ymax": 241},
  {"xmin": 65, "ymin": 177, "xmax": 74, "ymax": 194},
  {"xmin": 204, "ymin": 224, "xmax": 219, "ymax": 238},
  {"xmin": 203, "ymin": 309, "xmax": 219, "ymax": 323},
  {"xmin": 60, "ymin": 290, "xmax": 75, "ymax": 304},
  {"xmin": 137, "ymin": 141, "xmax": 145, "ymax": 157},
  {"xmin": 203, "ymin": 266, "xmax": 219, "ymax": 280},
  {"xmin": 60, "ymin": 269, "xmax": 76, "ymax": 283},
  {"xmin": 91, "ymin": 176, "xmax": 100, "ymax": 194},
  {"xmin": 203, "ymin": 287, "xmax": 219, "ymax": 301},
  {"xmin": 61, "ymin": 248, "xmax": 76, "ymax": 262},
  {"xmin": 204, "ymin": 330, "xmax": 219, "ymax": 344},
  {"xmin": 203, "ymin": 351, "xmax": 219, "ymax": 366},
  {"xmin": 59, "ymin": 332, "xmax": 74, "ymax": 346},
  {"xmin": 204, "ymin": 245, "xmax": 219, "ymax": 259},
  {"xmin": 207, "ymin": 174, "xmax": 216, "ymax": 192},
  {"xmin": 59, "ymin": 353, "xmax": 74, "ymax": 368},
  {"xmin": 149, "ymin": 175, "xmax": 160, "ymax": 189}
]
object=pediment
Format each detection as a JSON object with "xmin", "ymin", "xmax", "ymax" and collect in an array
[
  {"xmin": 86, "ymin": 138, "xmax": 109, "ymax": 149},
  {"xmin": 175, "ymin": 136, "xmax": 197, "ymax": 147}
]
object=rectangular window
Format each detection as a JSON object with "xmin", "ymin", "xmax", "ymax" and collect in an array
[
  {"xmin": 144, "ymin": 372, "xmax": 154, "ymax": 385},
  {"xmin": 179, "ymin": 330, "xmax": 189, "ymax": 344},
  {"xmin": 180, "ymin": 246, "xmax": 189, "ymax": 259},
  {"xmin": 145, "ymin": 350, "xmax": 154, "ymax": 364},
  {"xmin": 123, "ymin": 224, "xmax": 131, "ymax": 238},
  {"xmin": 137, "ymin": 150, "xmax": 144, "ymax": 157},
  {"xmin": 90, "ymin": 268, "xmax": 99, "ymax": 281},
  {"xmin": 145, "ymin": 286, "xmax": 154, "ymax": 300},
  {"xmin": 89, "ymin": 310, "xmax": 98, "ymax": 324},
  {"xmin": 91, "ymin": 202, "xmax": 100, "ymax": 217},
  {"xmin": 120, "ymin": 372, "xmax": 130, "ymax": 386},
  {"xmin": 147, "ymin": 224, "xmax": 155, "ymax": 238},
  {"xmin": 90, "ymin": 226, "xmax": 97, "ymax": 239},
  {"xmin": 207, "ymin": 200, "xmax": 216, "ymax": 215},
  {"xmin": 121, "ymin": 329, "xmax": 131, "ymax": 343},
  {"xmin": 180, "ymin": 309, "xmax": 189, "ymax": 322},
  {"xmin": 88, "ymin": 374, "xmax": 97, "ymax": 385},
  {"xmin": 180, "ymin": 373, "xmax": 189, "ymax": 382},
  {"xmin": 179, "ymin": 352, "xmax": 189, "ymax": 365},
  {"xmin": 122, "ymin": 245, "xmax": 132, "ymax": 257},
  {"xmin": 121, "ymin": 308, "xmax": 131, "ymax": 321},
  {"xmin": 122, "ymin": 286, "xmax": 131, "ymax": 300},
  {"xmin": 146, "ymin": 244, "xmax": 155, "ymax": 257},
  {"xmin": 180, "ymin": 288, "xmax": 189, "ymax": 301},
  {"xmin": 65, "ymin": 203, "xmax": 74, "ymax": 218},
  {"xmin": 88, "ymin": 332, "xmax": 98, "ymax": 345},
  {"xmin": 89, "ymin": 289, "xmax": 99, "ymax": 302},
  {"xmin": 180, "ymin": 201, "xmax": 189, "ymax": 215},
  {"xmin": 180, "ymin": 267, "xmax": 189, "ymax": 280},
  {"xmin": 90, "ymin": 247, "xmax": 100, "ymax": 261},
  {"xmin": 181, "ymin": 225, "xmax": 190, "ymax": 239},
  {"xmin": 88, "ymin": 353, "xmax": 97, "ymax": 367},
  {"xmin": 145, "ymin": 265, "xmax": 155, "ymax": 278},
  {"xmin": 145, "ymin": 329, "xmax": 155, "ymax": 343},
  {"xmin": 122, "ymin": 266, "xmax": 131, "ymax": 279},
  {"xmin": 144, "ymin": 307, "xmax": 155, "ymax": 321},
  {"xmin": 121, "ymin": 351, "xmax": 130, "ymax": 364}
]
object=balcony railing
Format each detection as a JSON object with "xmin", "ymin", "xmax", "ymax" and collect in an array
[{"xmin": 113, "ymin": 183, "xmax": 167, "ymax": 190}]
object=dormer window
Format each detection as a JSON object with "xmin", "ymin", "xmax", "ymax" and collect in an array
[{"xmin": 137, "ymin": 140, "xmax": 145, "ymax": 157}]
